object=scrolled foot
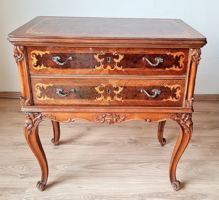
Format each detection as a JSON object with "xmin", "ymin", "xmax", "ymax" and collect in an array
[
  {"xmin": 51, "ymin": 138, "xmax": 59, "ymax": 146},
  {"xmin": 161, "ymin": 138, "xmax": 166, "ymax": 146},
  {"xmin": 171, "ymin": 180, "xmax": 181, "ymax": 191},
  {"xmin": 36, "ymin": 181, "xmax": 46, "ymax": 191}
]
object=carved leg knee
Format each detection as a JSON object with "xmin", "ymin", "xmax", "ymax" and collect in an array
[
  {"xmin": 24, "ymin": 113, "xmax": 49, "ymax": 191},
  {"xmin": 163, "ymin": 113, "xmax": 193, "ymax": 191}
]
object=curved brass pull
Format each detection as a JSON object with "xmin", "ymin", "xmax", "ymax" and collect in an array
[
  {"xmin": 55, "ymin": 88, "xmax": 75, "ymax": 97},
  {"xmin": 52, "ymin": 56, "xmax": 73, "ymax": 66},
  {"xmin": 142, "ymin": 57, "xmax": 164, "ymax": 67},
  {"xmin": 141, "ymin": 89, "xmax": 161, "ymax": 98}
]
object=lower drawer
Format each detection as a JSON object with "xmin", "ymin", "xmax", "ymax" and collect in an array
[{"xmin": 31, "ymin": 78, "xmax": 185, "ymax": 106}]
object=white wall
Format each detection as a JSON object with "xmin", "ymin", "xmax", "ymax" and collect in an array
[{"xmin": 0, "ymin": 0, "xmax": 218, "ymax": 94}]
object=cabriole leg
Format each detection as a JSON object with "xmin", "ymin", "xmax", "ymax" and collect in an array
[
  {"xmin": 157, "ymin": 121, "xmax": 166, "ymax": 146},
  {"xmin": 24, "ymin": 112, "xmax": 48, "ymax": 191},
  {"xmin": 51, "ymin": 121, "xmax": 60, "ymax": 146},
  {"xmin": 166, "ymin": 114, "xmax": 193, "ymax": 191}
]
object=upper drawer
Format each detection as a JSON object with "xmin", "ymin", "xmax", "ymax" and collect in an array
[{"xmin": 27, "ymin": 47, "xmax": 188, "ymax": 75}]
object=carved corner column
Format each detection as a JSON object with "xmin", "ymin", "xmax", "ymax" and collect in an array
[
  {"xmin": 163, "ymin": 113, "xmax": 193, "ymax": 191},
  {"xmin": 186, "ymin": 49, "xmax": 201, "ymax": 104},
  {"xmin": 23, "ymin": 112, "xmax": 48, "ymax": 191},
  {"xmin": 13, "ymin": 46, "xmax": 32, "ymax": 106}
]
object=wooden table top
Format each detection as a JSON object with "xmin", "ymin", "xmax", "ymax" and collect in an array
[{"xmin": 8, "ymin": 17, "xmax": 207, "ymax": 47}]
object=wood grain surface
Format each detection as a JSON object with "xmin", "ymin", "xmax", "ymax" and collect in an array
[
  {"xmin": 31, "ymin": 78, "xmax": 185, "ymax": 106},
  {"xmin": 7, "ymin": 17, "xmax": 207, "ymax": 193},
  {"xmin": 27, "ymin": 47, "xmax": 188, "ymax": 75},
  {"xmin": 8, "ymin": 17, "xmax": 206, "ymax": 48},
  {"xmin": 0, "ymin": 98, "xmax": 218, "ymax": 199}
]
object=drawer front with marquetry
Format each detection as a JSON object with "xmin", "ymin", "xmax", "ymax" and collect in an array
[
  {"xmin": 31, "ymin": 78, "xmax": 185, "ymax": 106},
  {"xmin": 27, "ymin": 47, "xmax": 188, "ymax": 75}
]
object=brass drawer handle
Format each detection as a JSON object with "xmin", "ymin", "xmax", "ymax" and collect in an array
[
  {"xmin": 52, "ymin": 56, "xmax": 74, "ymax": 66},
  {"xmin": 142, "ymin": 57, "xmax": 164, "ymax": 66},
  {"xmin": 141, "ymin": 89, "xmax": 161, "ymax": 98},
  {"xmin": 55, "ymin": 88, "xmax": 75, "ymax": 97}
]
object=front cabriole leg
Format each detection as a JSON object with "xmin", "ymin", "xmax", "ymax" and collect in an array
[
  {"xmin": 24, "ymin": 112, "xmax": 48, "ymax": 191},
  {"xmin": 163, "ymin": 113, "xmax": 193, "ymax": 191}
]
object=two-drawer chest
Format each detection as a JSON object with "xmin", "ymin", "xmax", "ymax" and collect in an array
[{"xmin": 8, "ymin": 17, "xmax": 207, "ymax": 191}]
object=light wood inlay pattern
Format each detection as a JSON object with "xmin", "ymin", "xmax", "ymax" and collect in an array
[
  {"xmin": 8, "ymin": 17, "xmax": 207, "ymax": 191},
  {"xmin": 26, "ymin": 47, "xmax": 189, "ymax": 75},
  {"xmin": 31, "ymin": 78, "xmax": 185, "ymax": 106}
]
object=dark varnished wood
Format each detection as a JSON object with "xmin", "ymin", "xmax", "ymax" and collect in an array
[
  {"xmin": 8, "ymin": 17, "xmax": 206, "ymax": 48},
  {"xmin": 23, "ymin": 113, "xmax": 48, "ymax": 191},
  {"xmin": 27, "ymin": 47, "xmax": 188, "ymax": 75},
  {"xmin": 187, "ymin": 49, "xmax": 201, "ymax": 100},
  {"xmin": 8, "ymin": 17, "xmax": 206, "ymax": 191},
  {"xmin": 51, "ymin": 121, "xmax": 60, "ymax": 145},
  {"xmin": 13, "ymin": 46, "xmax": 33, "ymax": 106},
  {"xmin": 163, "ymin": 113, "xmax": 193, "ymax": 191},
  {"xmin": 31, "ymin": 78, "xmax": 185, "ymax": 106},
  {"xmin": 22, "ymin": 106, "xmax": 193, "ymax": 113}
]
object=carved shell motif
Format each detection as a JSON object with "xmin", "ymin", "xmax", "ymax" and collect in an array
[{"xmin": 93, "ymin": 114, "xmax": 126, "ymax": 125}]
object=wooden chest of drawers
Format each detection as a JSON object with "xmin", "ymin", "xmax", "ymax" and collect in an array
[{"xmin": 8, "ymin": 17, "xmax": 207, "ymax": 191}]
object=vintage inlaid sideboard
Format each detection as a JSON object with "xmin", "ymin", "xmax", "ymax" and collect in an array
[{"xmin": 8, "ymin": 17, "xmax": 207, "ymax": 191}]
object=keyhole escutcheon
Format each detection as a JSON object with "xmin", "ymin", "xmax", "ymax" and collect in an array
[
  {"xmin": 107, "ymin": 57, "xmax": 111, "ymax": 63},
  {"xmin": 107, "ymin": 89, "xmax": 111, "ymax": 94}
]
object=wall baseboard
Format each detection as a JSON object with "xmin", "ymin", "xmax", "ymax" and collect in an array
[
  {"xmin": 0, "ymin": 92, "xmax": 218, "ymax": 101},
  {"xmin": 0, "ymin": 92, "xmax": 21, "ymax": 99},
  {"xmin": 194, "ymin": 94, "xmax": 219, "ymax": 101}
]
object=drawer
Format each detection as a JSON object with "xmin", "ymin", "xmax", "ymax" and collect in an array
[
  {"xmin": 31, "ymin": 78, "xmax": 185, "ymax": 106},
  {"xmin": 27, "ymin": 47, "xmax": 188, "ymax": 75}
]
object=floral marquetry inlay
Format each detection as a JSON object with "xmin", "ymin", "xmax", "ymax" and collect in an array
[
  {"xmin": 95, "ymin": 84, "xmax": 124, "ymax": 102},
  {"xmin": 163, "ymin": 84, "xmax": 181, "ymax": 102},
  {"xmin": 166, "ymin": 52, "xmax": 185, "ymax": 71},
  {"xmin": 94, "ymin": 51, "xmax": 124, "ymax": 71},
  {"xmin": 35, "ymin": 83, "xmax": 54, "ymax": 101},
  {"xmin": 31, "ymin": 50, "xmax": 50, "ymax": 70},
  {"xmin": 8, "ymin": 16, "xmax": 206, "ymax": 192}
]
